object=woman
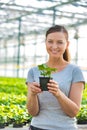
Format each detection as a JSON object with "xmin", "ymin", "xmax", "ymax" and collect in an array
[{"xmin": 26, "ymin": 25, "xmax": 85, "ymax": 130}]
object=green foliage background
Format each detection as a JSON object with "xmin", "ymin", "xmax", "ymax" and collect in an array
[
  {"xmin": 0, "ymin": 77, "xmax": 31, "ymax": 126},
  {"xmin": 0, "ymin": 77, "xmax": 87, "ymax": 125}
]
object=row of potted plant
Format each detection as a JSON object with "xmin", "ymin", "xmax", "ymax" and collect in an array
[
  {"xmin": 0, "ymin": 92, "xmax": 26, "ymax": 106},
  {"xmin": 0, "ymin": 73, "xmax": 87, "ymax": 128},
  {"xmin": 0, "ymin": 77, "xmax": 27, "ymax": 95},
  {"xmin": 76, "ymin": 81, "xmax": 87, "ymax": 124},
  {"xmin": 77, "ymin": 105, "xmax": 87, "ymax": 124},
  {"xmin": 0, "ymin": 104, "xmax": 32, "ymax": 128},
  {"xmin": 0, "ymin": 77, "xmax": 29, "ymax": 128}
]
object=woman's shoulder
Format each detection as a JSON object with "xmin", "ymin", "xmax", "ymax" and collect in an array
[
  {"xmin": 67, "ymin": 63, "xmax": 84, "ymax": 76},
  {"xmin": 68, "ymin": 63, "xmax": 81, "ymax": 69}
]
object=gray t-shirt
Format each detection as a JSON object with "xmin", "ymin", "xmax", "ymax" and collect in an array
[{"xmin": 26, "ymin": 64, "xmax": 85, "ymax": 130}]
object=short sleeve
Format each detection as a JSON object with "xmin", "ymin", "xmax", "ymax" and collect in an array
[
  {"xmin": 72, "ymin": 66, "xmax": 85, "ymax": 85},
  {"xmin": 26, "ymin": 68, "xmax": 34, "ymax": 84}
]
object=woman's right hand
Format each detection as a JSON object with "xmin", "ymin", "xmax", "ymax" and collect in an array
[{"xmin": 27, "ymin": 82, "xmax": 42, "ymax": 96}]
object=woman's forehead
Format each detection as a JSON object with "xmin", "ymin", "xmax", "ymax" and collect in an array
[{"xmin": 46, "ymin": 32, "xmax": 66, "ymax": 39}]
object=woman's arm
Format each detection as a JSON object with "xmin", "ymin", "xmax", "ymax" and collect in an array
[
  {"xmin": 57, "ymin": 82, "xmax": 84, "ymax": 117},
  {"xmin": 48, "ymin": 80, "xmax": 84, "ymax": 117},
  {"xmin": 26, "ymin": 82, "xmax": 41, "ymax": 116}
]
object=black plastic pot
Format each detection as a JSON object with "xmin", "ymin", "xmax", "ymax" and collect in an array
[
  {"xmin": 0, "ymin": 123, "xmax": 5, "ymax": 129},
  {"xmin": 39, "ymin": 77, "xmax": 52, "ymax": 91},
  {"xmin": 13, "ymin": 123, "xmax": 23, "ymax": 128},
  {"xmin": 77, "ymin": 120, "xmax": 87, "ymax": 124}
]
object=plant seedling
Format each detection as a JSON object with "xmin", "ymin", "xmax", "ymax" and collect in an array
[
  {"xmin": 38, "ymin": 64, "xmax": 57, "ymax": 91},
  {"xmin": 38, "ymin": 64, "xmax": 56, "ymax": 77}
]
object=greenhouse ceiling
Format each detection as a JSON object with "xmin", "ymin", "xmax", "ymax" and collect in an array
[{"xmin": 0, "ymin": 0, "xmax": 87, "ymax": 40}]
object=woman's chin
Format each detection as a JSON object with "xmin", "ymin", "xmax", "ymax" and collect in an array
[{"xmin": 51, "ymin": 55, "xmax": 59, "ymax": 59}]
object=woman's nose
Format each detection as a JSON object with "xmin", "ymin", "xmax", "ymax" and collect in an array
[{"xmin": 52, "ymin": 43, "xmax": 58, "ymax": 49}]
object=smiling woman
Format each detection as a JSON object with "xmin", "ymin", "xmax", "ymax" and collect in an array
[
  {"xmin": 26, "ymin": 25, "xmax": 85, "ymax": 130},
  {"xmin": 45, "ymin": 25, "xmax": 70, "ymax": 64}
]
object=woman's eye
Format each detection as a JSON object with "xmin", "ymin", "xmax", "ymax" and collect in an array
[
  {"xmin": 48, "ymin": 41, "xmax": 53, "ymax": 44},
  {"xmin": 57, "ymin": 41, "xmax": 63, "ymax": 44}
]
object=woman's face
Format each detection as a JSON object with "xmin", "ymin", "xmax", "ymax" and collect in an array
[{"xmin": 45, "ymin": 32, "xmax": 69, "ymax": 59}]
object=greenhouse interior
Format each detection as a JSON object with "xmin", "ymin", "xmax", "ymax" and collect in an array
[
  {"xmin": 0, "ymin": 0, "xmax": 87, "ymax": 79},
  {"xmin": 0, "ymin": 0, "xmax": 87, "ymax": 130}
]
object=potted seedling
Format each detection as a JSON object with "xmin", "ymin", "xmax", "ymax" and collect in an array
[
  {"xmin": 76, "ymin": 105, "xmax": 87, "ymax": 124},
  {"xmin": 0, "ymin": 114, "xmax": 7, "ymax": 128},
  {"xmin": 38, "ymin": 64, "xmax": 56, "ymax": 91},
  {"xmin": 13, "ymin": 114, "xmax": 24, "ymax": 128}
]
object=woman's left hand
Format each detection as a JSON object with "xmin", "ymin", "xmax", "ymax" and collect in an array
[{"xmin": 47, "ymin": 79, "xmax": 61, "ymax": 97}]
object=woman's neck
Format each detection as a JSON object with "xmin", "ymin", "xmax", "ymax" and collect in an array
[
  {"xmin": 47, "ymin": 58, "xmax": 66, "ymax": 66},
  {"xmin": 46, "ymin": 58, "xmax": 69, "ymax": 71}
]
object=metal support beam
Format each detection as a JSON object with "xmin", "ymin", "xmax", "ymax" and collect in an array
[
  {"xmin": 74, "ymin": 29, "xmax": 79, "ymax": 65},
  {"xmin": 52, "ymin": 8, "xmax": 56, "ymax": 25},
  {"xmin": 17, "ymin": 18, "xmax": 21, "ymax": 77}
]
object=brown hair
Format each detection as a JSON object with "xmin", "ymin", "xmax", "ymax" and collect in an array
[{"xmin": 46, "ymin": 25, "xmax": 70, "ymax": 62}]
